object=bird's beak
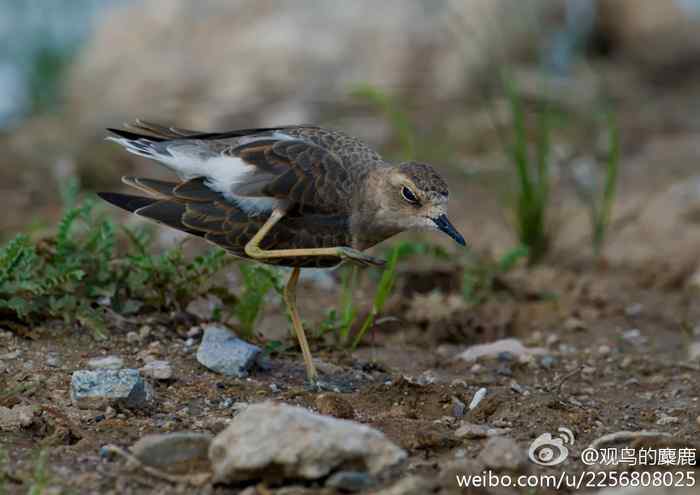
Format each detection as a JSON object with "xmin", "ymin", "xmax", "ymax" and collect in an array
[{"xmin": 432, "ymin": 214, "xmax": 466, "ymax": 246}]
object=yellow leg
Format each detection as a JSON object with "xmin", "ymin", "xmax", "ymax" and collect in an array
[
  {"xmin": 244, "ymin": 209, "xmax": 385, "ymax": 267},
  {"xmin": 283, "ymin": 267, "xmax": 318, "ymax": 383}
]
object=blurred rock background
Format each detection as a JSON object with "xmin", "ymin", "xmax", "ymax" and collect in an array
[{"xmin": 2, "ymin": 0, "xmax": 700, "ymax": 266}]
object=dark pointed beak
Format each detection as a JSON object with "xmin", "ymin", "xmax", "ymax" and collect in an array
[{"xmin": 432, "ymin": 214, "xmax": 466, "ymax": 246}]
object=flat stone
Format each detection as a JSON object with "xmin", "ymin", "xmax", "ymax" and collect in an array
[
  {"xmin": 140, "ymin": 360, "xmax": 173, "ymax": 380},
  {"xmin": 477, "ymin": 437, "xmax": 526, "ymax": 472},
  {"xmin": 131, "ymin": 432, "xmax": 213, "ymax": 474},
  {"xmin": 196, "ymin": 325, "xmax": 260, "ymax": 377},
  {"xmin": 455, "ymin": 422, "xmax": 512, "ymax": 439},
  {"xmin": 70, "ymin": 369, "xmax": 154, "ymax": 409},
  {"xmin": 0, "ymin": 405, "xmax": 35, "ymax": 431},
  {"xmin": 325, "ymin": 471, "xmax": 375, "ymax": 492},
  {"xmin": 456, "ymin": 338, "xmax": 546, "ymax": 363},
  {"xmin": 87, "ymin": 355, "xmax": 124, "ymax": 370},
  {"xmin": 209, "ymin": 401, "xmax": 406, "ymax": 483}
]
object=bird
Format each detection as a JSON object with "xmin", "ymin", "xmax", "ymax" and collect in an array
[{"xmin": 98, "ymin": 120, "xmax": 466, "ymax": 385}]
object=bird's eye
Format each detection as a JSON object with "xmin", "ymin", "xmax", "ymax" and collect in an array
[{"xmin": 401, "ymin": 186, "xmax": 419, "ymax": 204}]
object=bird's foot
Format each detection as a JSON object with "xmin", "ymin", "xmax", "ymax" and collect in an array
[{"xmin": 337, "ymin": 247, "xmax": 386, "ymax": 267}]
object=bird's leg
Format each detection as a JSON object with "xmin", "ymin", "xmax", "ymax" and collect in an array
[
  {"xmin": 283, "ymin": 267, "xmax": 318, "ymax": 383},
  {"xmin": 244, "ymin": 209, "xmax": 385, "ymax": 267}
]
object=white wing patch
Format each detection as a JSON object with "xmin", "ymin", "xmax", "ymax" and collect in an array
[{"xmin": 108, "ymin": 135, "xmax": 287, "ymax": 217}]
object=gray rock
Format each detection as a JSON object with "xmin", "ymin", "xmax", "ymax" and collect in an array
[
  {"xmin": 140, "ymin": 360, "xmax": 173, "ymax": 380},
  {"xmin": 46, "ymin": 353, "xmax": 61, "ymax": 368},
  {"xmin": 209, "ymin": 402, "xmax": 406, "ymax": 483},
  {"xmin": 325, "ymin": 471, "xmax": 375, "ymax": 492},
  {"xmin": 196, "ymin": 325, "xmax": 260, "ymax": 377},
  {"xmin": 477, "ymin": 437, "xmax": 526, "ymax": 472},
  {"xmin": 131, "ymin": 432, "xmax": 212, "ymax": 472},
  {"xmin": 70, "ymin": 369, "xmax": 154, "ymax": 409},
  {"xmin": 87, "ymin": 355, "xmax": 124, "ymax": 370},
  {"xmin": 451, "ymin": 397, "xmax": 465, "ymax": 418}
]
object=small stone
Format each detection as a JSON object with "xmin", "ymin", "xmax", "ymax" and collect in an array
[
  {"xmin": 455, "ymin": 422, "xmax": 511, "ymax": 439},
  {"xmin": 140, "ymin": 360, "xmax": 173, "ymax": 380},
  {"xmin": 496, "ymin": 364, "xmax": 512, "ymax": 376},
  {"xmin": 689, "ymin": 342, "xmax": 700, "ymax": 361},
  {"xmin": 0, "ymin": 350, "xmax": 21, "ymax": 360},
  {"xmin": 126, "ymin": 331, "xmax": 139, "ymax": 343},
  {"xmin": 131, "ymin": 432, "xmax": 212, "ymax": 472},
  {"xmin": 315, "ymin": 394, "xmax": 355, "ymax": 419},
  {"xmin": 470, "ymin": 363, "xmax": 482, "ymax": 373},
  {"xmin": 477, "ymin": 436, "xmax": 526, "ymax": 471},
  {"xmin": 46, "ymin": 353, "xmax": 61, "ymax": 368},
  {"xmin": 620, "ymin": 356, "xmax": 634, "ymax": 368},
  {"xmin": 196, "ymin": 325, "xmax": 261, "ymax": 377},
  {"xmin": 455, "ymin": 338, "xmax": 546, "ymax": 363},
  {"xmin": 510, "ymin": 382, "xmax": 526, "ymax": 395},
  {"xmin": 564, "ymin": 318, "xmax": 586, "ymax": 331},
  {"xmin": 625, "ymin": 303, "xmax": 643, "ymax": 317},
  {"xmin": 70, "ymin": 369, "xmax": 154, "ymax": 409},
  {"xmin": 598, "ymin": 345, "xmax": 611, "ymax": 355},
  {"xmin": 0, "ymin": 405, "xmax": 35, "ymax": 430},
  {"xmin": 139, "ymin": 325, "xmax": 152, "ymax": 340},
  {"xmin": 451, "ymin": 397, "xmax": 465, "ymax": 418},
  {"xmin": 87, "ymin": 356, "xmax": 124, "ymax": 370},
  {"xmin": 469, "ymin": 388, "xmax": 487, "ymax": 410},
  {"xmin": 581, "ymin": 366, "xmax": 596, "ymax": 375},
  {"xmin": 208, "ymin": 402, "xmax": 406, "ymax": 483},
  {"xmin": 325, "ymin": 471, "xmax": 375, "ymax": 492},
  {"xmin": 186, "ymin": 326, "xmax": 202, "ymax": 338},
  {"xmin": 656, "ymin": 414, "xmax": 680, "ymax": 426},
  {"xmin": 540, "ymin": 355, "xmax": 556, "ymax": 369}
]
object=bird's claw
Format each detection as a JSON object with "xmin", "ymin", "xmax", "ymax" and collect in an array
[{"xmin": 337, "ymin": 247, "xmax": 386, "ymax": 267}]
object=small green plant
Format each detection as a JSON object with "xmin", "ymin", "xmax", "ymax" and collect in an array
[
  {"xmin": 590, "ymin": 112, "xmax": 619, "ymax": 257},
  {"xmin": 234, "ymin": 263, "xmax": 283, "ymax": 338},
  {"xmin": 27, "ymin": 449, "xmax": 50, "ymax": 495},
  {"xmin": 0, "ymin": 185, "xmax": 233, "ymax": 338},
  {"xmin": 462, "ymin": 246, "xmax": 529, "ymax": 304},
  {"xmin": 502, "ymin": 72, "xmax": 551, "ymax": 264}
]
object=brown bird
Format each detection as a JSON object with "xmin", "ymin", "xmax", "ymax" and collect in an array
[{"xmin": 99, "ymin": 121, "xmax": 465, "ymax": 385}]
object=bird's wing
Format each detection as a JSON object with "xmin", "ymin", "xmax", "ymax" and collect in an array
[{"xmin": 107, "ymin": 124, "xmax": 359, "ymax": 216}]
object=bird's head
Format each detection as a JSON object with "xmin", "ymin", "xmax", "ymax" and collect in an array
[{"xmin": 373, "ymin": 161, "xmax": 466, "ymax": 246}]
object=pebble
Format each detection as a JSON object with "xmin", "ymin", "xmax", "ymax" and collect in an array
[
  {"xmin": 0, "ymin": 405, "xmax": 35, "ymax": 430},
  {"xmin": 564, "ymin": 318, "xmax": 586, "ymax": 331},
  {"xmin": 688, "ymin": 342, "xmax": 700, "ymax": 361},
  {"xmin": 0, "ymin": 350, "xmax": 21, "ymax": 360},
  {"xmin": 625, "ymin": 303, "xmax": 643, "ymax": 317},
  {"xmin": 196, "ymin": 325, "xmax": 261, "ymax": 377},
  {"xmin": 451, "ymin": 397, "xmax": 465, "ymax": 418},
  {"xmin": 540, "ymin": 355, "xmax": 557, "ymax": 369},
  {"xmin": 208, "ymin": 401, "xmax": 405, "ymax": 483},
  {"xmin": 130, "ymin": 432, "xmax": 212, "ymax": 470},
  {"xmin": 656, "ymin": 414, "xmax": 680, "ymax": 426},
  {"xmin": 456, "ymin": 338, "xmax": 546, "ymax": 363},
  {"xmin": 87, "ymin": 356, "xmax": 124, "ymax": 370},
  {"xmin": 70, "ymin": 369, "xmax": 154, "ymax": 409},
  {"xmin": 598, "ymin": 345, "xmax": 611, "ymax": 355},
  {"xmin": 469, "ymin": 387, "xmax": 487, "ymax": 410},
  {"xmin": 325, "ymin": 471, "xmax": 375, "ymax": 492},
  {"xmin": 455, "ymin": 422, "xmax": 512, "ymax": 439},
  {"xmin": 46, "ymin": 353, "xmax": 61, "ymax": 368},
  {"xmin": 139, "ymin": 325, "xmax": 151, "ymax": 340},
  {"xmin": 126, "ymin": 331, "xmax": 139, "ymax": 343},
  {"xmin": 477, "ymin": 436, "xmax": 526, "ymax": 471},
  {"xmin": 186, "ymin": 326, "xmax": 202, "ymax": 338},
  {"xmin": 140, "ymin": 360, "xmax": 173, "ymax": 380}
]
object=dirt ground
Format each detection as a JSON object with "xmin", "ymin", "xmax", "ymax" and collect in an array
[{"xmin": 2, "ymin": 67, "xmax": 700, "ymax": 494}]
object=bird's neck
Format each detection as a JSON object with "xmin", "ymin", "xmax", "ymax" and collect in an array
[{"xmin": 350, "ymin": 167, "xmax": 402, "ymax": 250}]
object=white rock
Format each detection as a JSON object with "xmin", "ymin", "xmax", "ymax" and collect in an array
[
  {"xmin": 140, "ymin": 360, "xmax": 173, "ymax": 380},
  {"xmin": 469, "ymin": 387, "xmax": 487, "ymax": 410},
  {"xmin": 477, "ymin": 437, "xmax": 526, "ymax": 471},
  {"xmin": 455, "ymin": 338, "xmax": 546, "ymax": 363},
  {"xmin": 87, "ymin": 355, "xmax": 124, "ymax": 370},
  {"xmin": 209, "ymin": 402, "xmax": 406, "ymax": 483},
  {"xmin": 0, "ymin": 405, "xmax": 35, "ymax": 430}
]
